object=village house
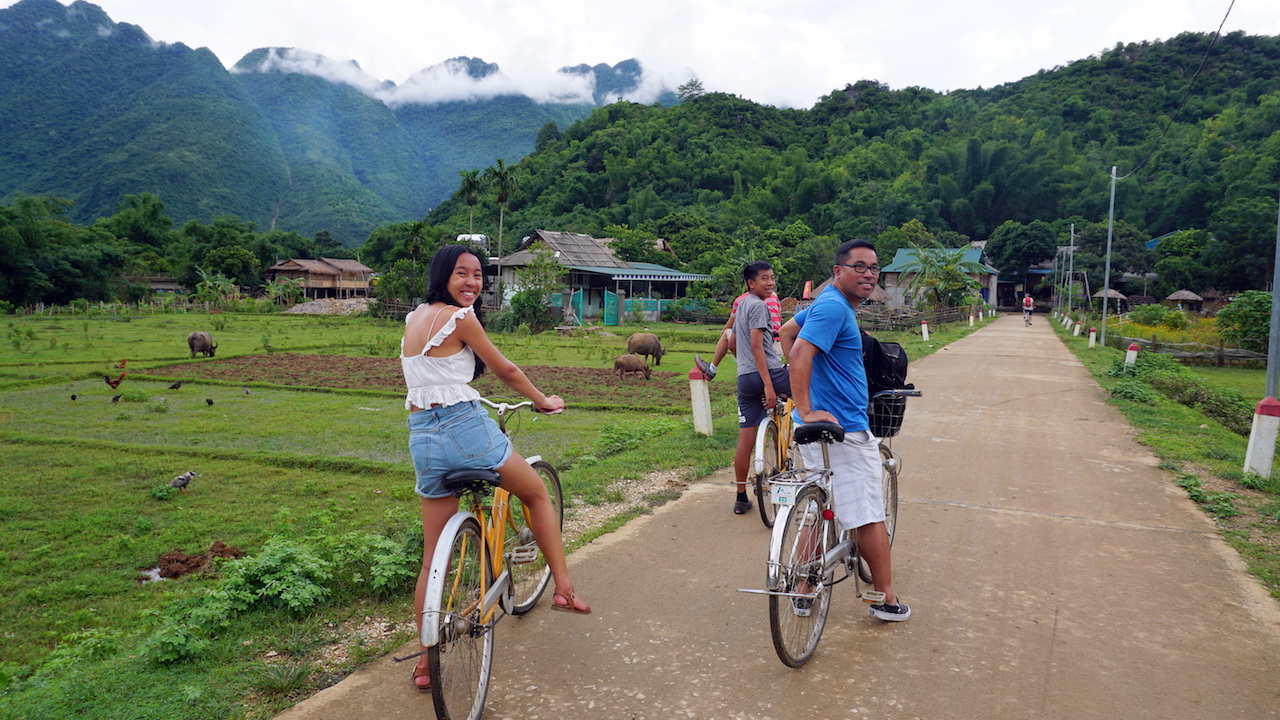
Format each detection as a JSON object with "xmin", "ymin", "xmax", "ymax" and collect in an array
[
  {"xmin": 494, "ymin": 230, "xmax": 709, "ymax": 323},
  {"xmin": 265, "ymin": 258, "xmax": 373, "ymax": 299},
  {"xmin": 878, "ymin": 247, "xmax": 999, "ymax": 307}
]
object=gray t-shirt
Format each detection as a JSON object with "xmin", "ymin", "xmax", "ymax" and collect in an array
[{"xmin": 735, "ymin": 292, "xmax": 783, "ymax": 376}]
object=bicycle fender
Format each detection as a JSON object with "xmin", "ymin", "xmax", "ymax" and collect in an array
[
  {"xmin": 765, "ymin": 503, "xmax": 793, "ymax": 591},
  {"xmin": 421, "ymin": 511, "xmax": 478, "ymax": 648},
  {"xmin": 751, "ymin": 422, "xmax": 771, "ymax": 476},
  {"xmin": 525, "ymin": 454, "xmax": 543, "ymax": 465}
]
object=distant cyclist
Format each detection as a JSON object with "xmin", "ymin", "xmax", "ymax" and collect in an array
[{"xmin": 1022, "ymin": 294, "xmax": 1033, "ymax": 325}]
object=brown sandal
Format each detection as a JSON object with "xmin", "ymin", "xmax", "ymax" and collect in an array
[
  {"xmin": 551, "ymin": 590, "xmax": 591, "ymax": 615},
  {"xmin": 412, "ymin": 664, "xmax": 431, "ymax": 692}
]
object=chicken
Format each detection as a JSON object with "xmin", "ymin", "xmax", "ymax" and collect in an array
[
  {"xmin": 115, "ymin": 359, "xmax": 127, "ymax": 369},
  {"xmin": 205, "ymin": 398, "xmax": 214, "ymax": 406},
  {"xmin": 170, "ymin": 471, "xmax": 195, "ymax": 490},
  {"xmin": 103, "ymin": 372, "xmax": 125, "ymax": 390},
  {"xmin": 167, "ymin": 380, "xmax": 182, "ymax": 390},
  {"xmin": 111, "ymin": 395, "xmax": 121, "ymax": 403}
]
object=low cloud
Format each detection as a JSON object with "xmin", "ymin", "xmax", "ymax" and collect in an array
[{"xmin": 235, "ymin": 48, "xmax": 671, "ymax": 108}]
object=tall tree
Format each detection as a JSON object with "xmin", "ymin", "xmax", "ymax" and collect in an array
[
  {"xmin": 456, "ymin": 169, "xmax": 484, "ymax": 235},
  {"xmin": 484, "ymin": 159, "xmax": 519, "ymax": 305}
]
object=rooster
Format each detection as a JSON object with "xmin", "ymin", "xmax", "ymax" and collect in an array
[
  {"xmin": 115, "ymin": 359, "xmax": 127, "ymax": 369},
  {"xmin": 103, "ymin": 372, "xmax": 125, "ymax": 390}
]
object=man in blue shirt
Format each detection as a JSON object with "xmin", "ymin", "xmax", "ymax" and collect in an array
[{"xmin": 783, "ymin": 239, "xmax": 909, "ymax": 621}]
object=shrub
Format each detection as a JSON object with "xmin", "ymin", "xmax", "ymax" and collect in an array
[
  {"xmin": 1216, "ymin": 290, "xmax": 1272, "ymax": 343},
  {"xmin": 1109, "ymin": 379, "xmax": 1160, "ymax": 405},
  {"xmin": 1161, "ymin": 310, "xmax": 1188, "ymax": 330},
  {"xmin": 1130, "ymin": 303, "xmax": 1168, "ymax": 326}
]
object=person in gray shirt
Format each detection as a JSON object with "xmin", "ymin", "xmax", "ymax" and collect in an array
[{"xmin": 731, "ymin": 260, "xmax": 791, "ymax": 515}]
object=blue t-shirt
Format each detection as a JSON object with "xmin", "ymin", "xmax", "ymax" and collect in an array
[{"xmin": 791, "ymin": 286, "xmax": 868, "ymax": 431}]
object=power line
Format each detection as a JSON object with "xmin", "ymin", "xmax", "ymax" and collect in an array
[{"xmin": 1118, "ymin": 0, "xmax": 1236, "ymax": 180}]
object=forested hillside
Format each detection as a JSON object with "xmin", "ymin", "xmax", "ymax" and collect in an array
[
  {"xmin": 2, "ymin": 0, "xmax": 1278, "ymax": 309},
  {"xmin": 0, "ymin": 0, "xmax": 649, "ymax": 243},
  {"xmin": 415, "ymin": 31, "xmax": 1280, "ymax": 299}
]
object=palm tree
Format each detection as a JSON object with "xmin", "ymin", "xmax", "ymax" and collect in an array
[
  {"xmin": 405, "ymin": 221, "xmax": 427, "ymax": 264},
  {"xmin": 456, "ymin": 169, "xmax": 484, "ymax": 235},
  {"xmin": 483, "ymin": 159, "xmax": 519, "ymax": 306},
  {"xmin": 896, "ymin": 242, "xmax": 986, "ymax": 308}
]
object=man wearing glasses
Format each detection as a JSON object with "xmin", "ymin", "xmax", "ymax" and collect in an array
[{"xmin": 779, "ymin": 239, "xmax": 910, "ymax": 621}]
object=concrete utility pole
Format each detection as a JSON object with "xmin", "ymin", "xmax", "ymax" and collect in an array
[
  {"xmin": 1269, "ymin": 188, "xmax": 1280, "ymax": 400},
  {"xmin": 1100, "ymin": 168, "xmax": 1118, "ymax": 347},
  {"xmin": 1245, "ymin": 189, "xmax": 1280, "ymax": 479}
]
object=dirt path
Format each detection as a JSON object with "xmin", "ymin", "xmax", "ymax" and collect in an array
[{"xmin": 276, "ymin": 315, "xmax": 1280, "ymax": 720}]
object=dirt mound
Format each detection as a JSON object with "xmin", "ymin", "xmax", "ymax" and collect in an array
[
  {"xmin": 284, "ymin": 298, "xmax": 370, "ymax": 315},
  {"xmin": 150, "ymin": 540, "xmax": 243, "ymax": 580}
]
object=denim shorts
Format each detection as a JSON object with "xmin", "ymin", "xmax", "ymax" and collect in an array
[{"xmin": 407, "ymin": 401, "xmax": 513, "ymax": 499}]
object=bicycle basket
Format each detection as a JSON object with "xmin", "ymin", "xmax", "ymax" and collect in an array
[{"xmin": 868, "ymin": 393, "xmax": 907, "ymax": 438}]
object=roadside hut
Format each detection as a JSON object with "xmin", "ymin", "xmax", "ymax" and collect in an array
[{"xmin": 1165, "ymin": 289, "xmax": 1204, "ymax": 313}]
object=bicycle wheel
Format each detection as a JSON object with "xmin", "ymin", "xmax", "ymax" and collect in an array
[
  {"xmin": 768, "ymin": 485, "xmax": 833, "ymax": 668},
  {"xmin": 857, "ymin": 444, "xmax": 899, "ymax": 584},
  {"xmin": 428, "ymin": 517, "xmax": 494, "ymax": 720},
  {"xmin": 506, "ymin": 460, "xmax": 563, "ymax": 614},
  {"xmin": 754, "ymin": 420, "xmax": 780, "ymax": 528}
]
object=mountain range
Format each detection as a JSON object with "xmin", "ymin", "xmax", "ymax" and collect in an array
[{"xmin": 0, "ymin": 0, "xmax": 679, "ymax": 244}]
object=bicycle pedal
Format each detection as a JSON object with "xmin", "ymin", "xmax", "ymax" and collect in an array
[
  {"xmin": 509, "ymin": 544, "xmax": 539, "ymax": 564},
  {"xmin": 861, "ymin": 590, "xmax": 886, "ymax": 604}
]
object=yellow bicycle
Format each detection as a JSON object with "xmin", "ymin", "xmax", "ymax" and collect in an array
[
  {"xmin": 417, "ymin": 398, "xmax": 563, "ymax": 720},
  {"xmin": 752, "ymin": 395, "xmax": 799, "ymax": 528}
]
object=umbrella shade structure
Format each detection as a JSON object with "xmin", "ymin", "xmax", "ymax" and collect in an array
[
  {"xmin": 1165, "ymin": 289, "xmax": 1204, "ymax": 302},
  {"xmin": 1092, "ymin": 288, "xmax": 1127, "ymax": 300}
]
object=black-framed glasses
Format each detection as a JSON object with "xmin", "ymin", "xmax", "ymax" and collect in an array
[{"xmin": 837, "ymin": 262, "xmax": 881, "ymax": 275}]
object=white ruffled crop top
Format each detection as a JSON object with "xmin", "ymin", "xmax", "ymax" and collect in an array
[{"xmin": 401, "ymin": 305, "xmax": 481, "ymax": 410}]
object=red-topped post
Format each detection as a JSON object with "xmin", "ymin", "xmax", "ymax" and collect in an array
[
  {"xmin": 1245, "ymin": 397, "xmax": 1280, "ymax": 479},
  {"xmin": 1125, "ymin": 342, "xmax": 1140, "ymax": 367},
  {"xmin": 689, "ymin": 366, "xmax": 713, "ymax": 436}
]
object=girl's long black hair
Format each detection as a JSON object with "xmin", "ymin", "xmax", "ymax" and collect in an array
[{"xmin": 425, "ymin": 244, "xmax": 486, "ymax": 379}]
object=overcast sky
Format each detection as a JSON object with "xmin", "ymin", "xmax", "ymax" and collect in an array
[{"xmin": 11, "ymin": 0, "xmax": 1280, "ymax": 108}]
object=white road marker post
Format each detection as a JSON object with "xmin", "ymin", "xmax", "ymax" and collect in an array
[
  {"xmin": 689, "ymin": 366, "xmax": 713, "ymax": 436},
  {"xmin": 1073, "ymin": 320, "xmax": 1082, "ymax": 337},
  {"xmin": 969, "ymin": 312, "xmax": 974, "ymax": 327},
  {"xmin": 1245, "ymin": 397, "xmax": 1280, "ymax": 479},
  {"xmin": 1125, "ymin": 342, "xmax": 1140, "ymax": 368},
  {"xmin": 920, "ymin": 319, "xmax": 930, "ymax": 342},
  {"xmin": 1088, "ymin": 327, "xmax": 1097, "ymax": 348}
]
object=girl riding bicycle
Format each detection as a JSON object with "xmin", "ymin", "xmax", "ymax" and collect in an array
[{"xmin": 402, "ymin": 244, "xmax": 591, "ymax": 692}]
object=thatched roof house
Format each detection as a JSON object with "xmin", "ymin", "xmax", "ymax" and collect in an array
[{"xmin": 266, "ymin": 258, "xmax": 373, "ymax": 299}]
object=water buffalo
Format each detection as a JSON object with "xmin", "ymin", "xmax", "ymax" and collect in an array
[
  {"xmin": 612, "ymin": 353, "xmax": 651, "ymax": 380},
  {"xmin": 187, "ymin": 331, "xmax": 218, "ymax": 358},
  {"xmin": 626, "ymin": 332, "xmax": 666, "ymax": 366}
]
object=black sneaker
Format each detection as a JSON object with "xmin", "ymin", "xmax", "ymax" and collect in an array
[
  {"xmin": 868, "ymin": 600, "xmax": 911, "ymax": 622},
  {"xmin": 694, "ymin": 354, "xmax": 716, "ymax": 380},
  {"xmin": 791, "ymin": 597, "xmax": 812, "ymax": 617}
]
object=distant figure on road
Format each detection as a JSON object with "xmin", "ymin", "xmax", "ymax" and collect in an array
[{"xmin": 1023, "ymin": 294, "xmax": 1033, "ymax": 325}]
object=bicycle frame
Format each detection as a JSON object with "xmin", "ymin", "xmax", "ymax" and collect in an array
[
  {"xmin": 752, "ymin": 396, "xmax": 795, "ymax": 478},
  {"xmin": 420, "ymin": 400, "xmax": 548, "ymax": 648}
]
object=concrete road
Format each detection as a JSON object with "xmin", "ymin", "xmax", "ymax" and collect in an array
[{"xmin": 277, "ymin": 315, "xmax": 1280, "ymax": 720}]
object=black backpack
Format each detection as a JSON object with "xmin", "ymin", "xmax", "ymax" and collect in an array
[{"xmin": 862, "ymin": 331, "xmax": 910, "ymax": 437}]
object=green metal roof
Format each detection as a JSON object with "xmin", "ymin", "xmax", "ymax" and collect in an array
[{"xmin": 881, "ymin": 247, "xmax": 999, "ymax": 275}]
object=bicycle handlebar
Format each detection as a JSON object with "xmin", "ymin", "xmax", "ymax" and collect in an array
[{"xmin": 477, "ymin": 397, "xmax": 564, "ymax": 416}]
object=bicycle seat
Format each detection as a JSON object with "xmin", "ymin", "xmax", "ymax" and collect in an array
[
  {"xmin": 795, "ymin": 421, "xmax": 845, "ymax": 445},
  {"xmin": 442, "ymin": 468, "xmax": 503, "ymax": 496}
]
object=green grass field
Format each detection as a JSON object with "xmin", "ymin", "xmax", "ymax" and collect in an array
[{"xmin": 0, "ymin": 307, "xmax": 983, "ymax": 718}]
